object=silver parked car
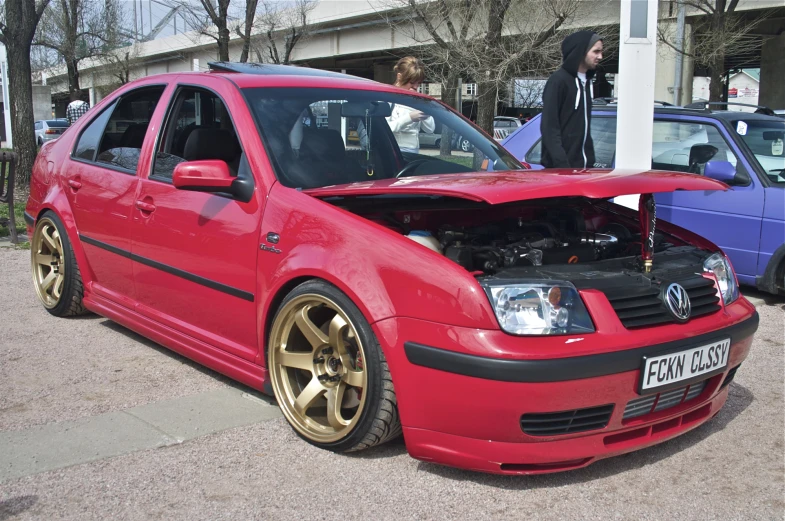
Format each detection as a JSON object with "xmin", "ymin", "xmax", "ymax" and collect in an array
[{"xmin": 35, "ymin": 119, "xmax": 70, "ymax": 146}]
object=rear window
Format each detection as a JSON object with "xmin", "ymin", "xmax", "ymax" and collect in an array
[{"xmin": 46, "ymin": 120, "xmax": 69, "ymax": 127}]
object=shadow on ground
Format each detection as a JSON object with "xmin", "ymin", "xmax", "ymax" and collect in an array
[{"xmin": 0, "ymin": 495, "xmax": 38, "ymax": 521}]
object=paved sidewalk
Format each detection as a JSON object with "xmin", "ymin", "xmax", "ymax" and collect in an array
[{"xmin": 0, "ymin": 388, "xmax": 281, "ymax": 483}]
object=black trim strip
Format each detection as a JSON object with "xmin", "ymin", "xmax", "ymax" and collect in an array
[
  {"xmin": 79, "ymin": 234, "xmax": 254, "ymax": 302},
  {"xmin": 404, "ymin": 312, "xmax": 759, "ymax": 383},
  {"xmin": 24, "ymin": 212, "xmax": 35, "ymax": 226}
]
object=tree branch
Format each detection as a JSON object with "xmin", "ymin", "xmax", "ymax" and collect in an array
[{"xmin": 408, "ymin": 0, "xmax": 449, "ymax": 49}]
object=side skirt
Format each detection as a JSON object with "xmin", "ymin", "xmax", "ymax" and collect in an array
[{"xmin": 83, "ymin": 293, "xmax": 272, "ymax": 396}]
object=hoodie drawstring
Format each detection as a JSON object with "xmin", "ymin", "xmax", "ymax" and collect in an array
[
  {"xmin": 574, "ymin": 77, "xmax": 581, "ymax": 110},
  {"xmin": 589, "ymin": 80, "xmax": 594, "ymax": 100}
]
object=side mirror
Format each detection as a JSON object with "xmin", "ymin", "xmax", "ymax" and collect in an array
[
  {"xmin": 173, "ymin": 160, "xmax": 235, "ymax": 194},
  {"xmin": 704, "ymin": 160, "xmax": 750, "ymax": 186}
]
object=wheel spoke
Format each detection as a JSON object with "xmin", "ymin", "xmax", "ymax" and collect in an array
[
  {"xmin": 42, "ymin": 227, "xmax": 59, "ymax": 253},
  {"xmin": 41, "ymin": 271, "xmax": 57, "ymax": 291},
  {"xmin": 328, "ymin": 314, "xmax": 349, "ymax": 355},
  {"xmin": 294, "ymin": 306, "xmax": 328, "ymax": 351},
  {"xmin": 326, "ymin": 383, "xmax": 349, "ymax": 429},
  {"xmin": 53, "ymin": 274, "xmax": 65, "ymax": 299},
  {"xmin": 294, "ymin": 377, "xmax": 325, "ymax": 415},
  {"xmin": 278, "ymin": 349, "xmax": 314, "ymax": 371},
  {"xmin": 343, "ymin": 369, "xmax": 365, "ymax": 388},
  {"xmin": 34, "ymin": 253, "xmax": 54, "ymax": 267}
]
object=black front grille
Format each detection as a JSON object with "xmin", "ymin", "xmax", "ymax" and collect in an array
[
  {"xmin": 623, "ymin": 380, "xmax": 707, "ymax": 420},
  {"xmin": 721, "ymin": 365, "xmax": 740, "ymax": 388},
  {"xmin": 521, "ymin": 404, "xmax": 614, "ymax": 436},
  {"xmin": 604, "ymin": 275, "xmax": 721, "ymax": 329}
]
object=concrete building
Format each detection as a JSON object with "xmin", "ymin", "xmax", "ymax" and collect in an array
[{"xmin": 37, "ymin": 0, "xmax": 785, "ymax": 117}]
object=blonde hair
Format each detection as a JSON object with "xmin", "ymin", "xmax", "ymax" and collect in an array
[{"xmin": 393, "ymin": 57, "xmax": 425, "ymax": 86}]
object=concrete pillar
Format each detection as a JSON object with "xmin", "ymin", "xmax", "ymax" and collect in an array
[
  {"xmin": 615, "ymin": 0, "xmax": 660, "ymax": 170},
  {"xmin": 614, "ymin": 0, "xmax": 660, "ymax": 209},
  {"xmin": 654, "ymin": 20, "xmax": 694, "ymax": 105},
  {"xmin": 759, "ymin": 33, "xmax": 785, "ymax": 110}
]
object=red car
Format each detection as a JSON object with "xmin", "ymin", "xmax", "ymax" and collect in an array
[{"xmin": 25, "ymin": 63, "xmax": 758, "ymax": 474}]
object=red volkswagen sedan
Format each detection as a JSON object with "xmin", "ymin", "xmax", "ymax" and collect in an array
[{"xmin": 25, "ymin": 63, "xmax": 758, "ymax": 474}]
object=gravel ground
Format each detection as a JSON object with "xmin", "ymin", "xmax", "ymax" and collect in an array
[{"xmin": 1, "ymin": 247, "xmax": 783, "ymax": 520}]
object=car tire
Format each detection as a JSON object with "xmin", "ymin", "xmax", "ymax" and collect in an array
[
  {"xmin": 37, "ymin": 138, "xmax": 43, "ymax": 147},
  {"xmin": 460, "ymin": 138, "xmax": 472, "ymax": 152},
  {"xmin": 30, "ymin": 212, "xmax": 87, "ymax": 317},
  {"xmin": 435, "ymin": 139, "xmax": 441, "ymax": 148},
  {"xmin": 268, "ymin": 280, "xmax": 401, "ymax": 452}
]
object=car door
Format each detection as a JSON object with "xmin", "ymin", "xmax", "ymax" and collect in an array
[
  {"xmin": 64, "ymin": 84, "xmax": 167, "ymax": 307},
  {"xmin": 653, "ymin": 116, "xmax": 764, "ymax": 283},
  {"xmin": 131, "ymin": 78, "xmax": 263, "ymax": 361}
]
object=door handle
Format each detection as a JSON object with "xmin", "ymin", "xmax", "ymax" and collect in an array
[
  {"xmin": 67, "ymin": 179, "xmax": 82, "ymax": 190},
  {"xmin": 135, "ymin": 200, "xmax": 156, "ymax": 213}
]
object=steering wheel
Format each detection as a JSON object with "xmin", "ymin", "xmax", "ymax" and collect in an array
[{"xmin": 395, "ymin": 159, "xmax": 430, "ymax": 178}]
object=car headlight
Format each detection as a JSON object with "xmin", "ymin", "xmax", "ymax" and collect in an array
[
  {"xmin": 481, "ymin": 281, "xmax": 595, "ymax": 335},
  {"xmin": 703, "ymin": 252, "xmax": 739, "ymax": 305}
]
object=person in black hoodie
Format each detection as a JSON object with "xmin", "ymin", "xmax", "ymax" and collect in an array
[{"xmin": 541, "ymin": 31, "xmax": 603, "ymax": 169}]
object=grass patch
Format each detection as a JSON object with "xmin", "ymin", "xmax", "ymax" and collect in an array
[
  {"xmin": 0, "ymin": 202, "xmax": 26, "ymax": 238},
  {"xmin": 436, "ymin": 155, "xmax": 474, "ymax": 169}
]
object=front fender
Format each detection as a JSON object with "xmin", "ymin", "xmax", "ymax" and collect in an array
[{"xmin": 257, "ymin": 184, "xmax": 498, "ymax": 349}]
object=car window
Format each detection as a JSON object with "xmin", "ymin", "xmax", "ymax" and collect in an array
[
  {"xmin": 35, "ymin": 122, "xmax": 42, "ymax": 130},
  {"xmin": 46, "ymin": 120, "xmax": 69, "ymax": 127},
  {"xmin": 651, "ymin": 120, "xmax": 748, "ymax": 183},
  {"xmin": 243, "ymin": 87, "xmax": 523, "ymax": 190},
  {"xmin": 731, "ymin": 119, "xmax": 785, "ymax": 186},
  {"xmin": 525, "ymin": 139, "xmax": 542, "ymax": 165},
  {"xmin": 93, "ymin": 87, "xmax": 164, "ymax": 173},
  {"xmin": 590, "ymin": 117, "xmax": 617, "ymax": 168},
  {"xmin": 152, "ymin": 87, "xmax": 242, "ymax": 181},
  {"xmin": 73, "ymin": 100, "xmax": 117, "ymax": 161}
]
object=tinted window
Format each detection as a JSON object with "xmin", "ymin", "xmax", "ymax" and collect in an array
[
  {"xmin": 591, "ymin": 117, "xmax": 617, "ymax": 168},
  {"xmin": 731, "ymin": 119, "xmax": 785, "ymax": 186},
  {"xmin": 95, "ymin": 87, "xmax": 165, "ymax": 173},
  {"xmin": 244, "ymin": 87, "xmax": 522, "ymax": 189},
  {"xmin": 652, "ymin": 120, "xmax": 748, "ymax": 183},
  {"xmin": 152, "ymin": 87, "xmax": 241, "ymax": 181},
  {"xmin": 46, "ymin": 120, "xmax": 69, "ymax": 127},
  {"xmin": 73, "ymin": 101, "xmax": 116, "ymax": 161}
]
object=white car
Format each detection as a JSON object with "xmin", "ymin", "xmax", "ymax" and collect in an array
[
  {"xmin": 34, "ymin": 119, "xmax": 69, "ymax": 146},
  {"xmin": 493, "ymin": 116, "xmax": 523, "ymax": 141}
]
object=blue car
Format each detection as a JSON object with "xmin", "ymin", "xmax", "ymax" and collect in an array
[{"xmin": 502, "ymin": 104, "xmax": 785, "ymax": 295}]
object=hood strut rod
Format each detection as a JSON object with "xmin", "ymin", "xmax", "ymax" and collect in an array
[{"xmin": 639, "ymin": 193, "xmax": 656, "ymax": 273}]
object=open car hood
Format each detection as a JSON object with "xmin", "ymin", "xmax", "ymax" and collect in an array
[{"xmin": 304, "ymin": 169, "xmax": 728, "ymax": 204}]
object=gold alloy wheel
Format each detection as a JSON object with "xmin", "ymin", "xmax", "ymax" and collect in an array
[
  {"xmin": 269, "ymin": 294, "xmax": 368, "ymax": 444},
  {"xmin": 31, "ymin": 216, "xmax": 66, "ymax": 309}
]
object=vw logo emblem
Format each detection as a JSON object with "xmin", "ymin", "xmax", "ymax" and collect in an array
[{"xmin": 665, "ymin": 283, "xmax": 691, "ymax": 321}]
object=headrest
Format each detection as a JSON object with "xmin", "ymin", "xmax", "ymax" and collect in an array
[
  {"xmin": 183, "ymin": 128, "xmax": 241, "ymax": 163},
  {"xmin": 299, "ymin": 128, "xmax": 345, "ymax": 162},
  {"xmin": 120, "ymin": 123, "xmax": 149, "ymax": 148}
]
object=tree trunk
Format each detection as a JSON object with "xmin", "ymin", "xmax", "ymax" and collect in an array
[
  {"xmin": 476, "ymin": 78, "xmax": 497, "ymax": 136},
  {"xmin": 440, "ymin": 69, "xmax": 460, "ymax": 156},
  {"xmin": 217, "ymin": 25, "xmax": 230, "ymax": 61},
  {"xmin": 708, "ymin": 7, "xmax": 725, "ymax": 102},
  {"xmin": 3, "ymin": 0, "xmax": 46, "ymax": 187},
  {"xmin": 7, "ymin": 39, "xmax": 38, "ymax": 186},
  {"xmin": 67, "ymin": 58, "xmax": 81, "ymax": 101}
]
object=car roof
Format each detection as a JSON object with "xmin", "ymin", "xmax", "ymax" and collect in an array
[{"xmin": 592, "ymin": 105, "xmax": 783, "ymax": 122}]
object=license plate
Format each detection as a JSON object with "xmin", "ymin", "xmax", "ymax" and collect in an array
[{"xmin": 640, "ymin": 338, "xmax": 730, "ymax": 393}]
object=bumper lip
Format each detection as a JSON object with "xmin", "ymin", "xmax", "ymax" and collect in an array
[
  {"xmin": 403, "ymin": 311, "xmax": 759, "ymax": 383},
  {"xmin": 24, "ymin": 211, "xmax": 35, "ymax": 227}
]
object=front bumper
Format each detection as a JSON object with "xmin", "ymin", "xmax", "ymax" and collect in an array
[{"xmin": 373, "ymin": 300, "xmax": 758, "ymax": 475}]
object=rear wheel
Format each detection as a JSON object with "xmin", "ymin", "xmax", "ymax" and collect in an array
[
  {"xmin": 460, "ymin": 138, "xmax": 472, "ymax": 152},
  {"xmin": 30, "ymin": 212, "xmax": 86, "ymax": 317},
  {"xmin": 268, "ymin": 280, "xmax": 401, "ymax": 452}
]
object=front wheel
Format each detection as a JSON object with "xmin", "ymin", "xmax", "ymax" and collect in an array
[
  {"xmin": 460, "ymin": 138, "xmax": 472, "ymax": 152},
  {"xmin": 268, "ymin": 280, "xmax": 401, "ymax": 452}
]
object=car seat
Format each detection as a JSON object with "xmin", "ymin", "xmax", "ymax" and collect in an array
[{"xmin": 183, "ymin": 128, "xmax": 242, "ymax": 175}]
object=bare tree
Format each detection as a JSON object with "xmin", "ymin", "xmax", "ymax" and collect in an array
[
  {"xmin": 177, "ymin": 0, "xmax": 232, "ymax": 61},
  {"xmin": 658, "ymin": 0, "xmax": 763, "ymax": 102},
  {"xmin": 249, "ymin": 0, "xmax": 316, "ymax": 64},
  {"xmin": 33, "ymin": 0, "xmax": 123, "ymax": 101},
  {"xmin": 96, "ymin": 42, "xmax": 142, "ymax": 95},
  {"xmin": 0, "ymin": 0, "xmax": 50, "ymax": 185},
  {"xmin": 381, "ymin": 0, "xmax": 576, "ymax": 138}
]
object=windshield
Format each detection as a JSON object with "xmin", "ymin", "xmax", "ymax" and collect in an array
[
  {"xmin": 243, "ymin": 87, "xmax": 523, "ymax": 189},
  {"xmin": 733, "ymin": 119, "xmax": 785, "ymax": 186}
]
